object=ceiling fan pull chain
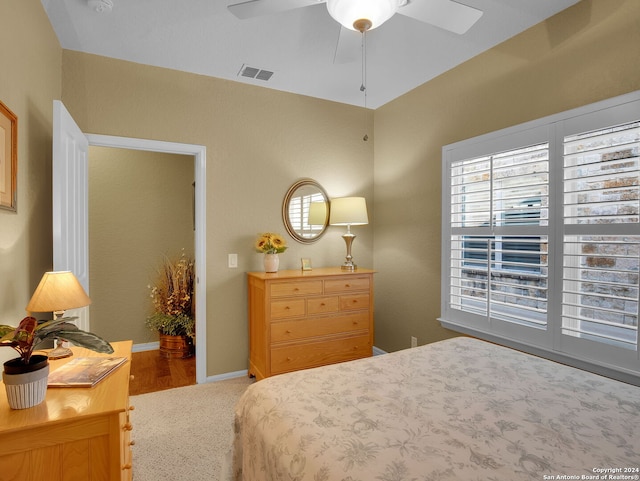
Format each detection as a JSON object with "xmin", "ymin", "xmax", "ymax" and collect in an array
[
  {"xmin": 361, "ymin": 29, "xmax": 369, "ymax": 141},
  {"xmin": 360, "ymin": 29, "xmax": 367, "ymax": 96}
]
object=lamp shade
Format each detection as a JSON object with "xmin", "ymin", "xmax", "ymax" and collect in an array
[
  {"xmin": 326, "ymin": 0, "xmax": 399, "ymax": 31},
  {"xmin": 308, "ymin": 201, "xmax": 328, "ymax": 226},
  {"xmin": 329, "ymin": 197, "xmax": 369, "ymax": 226},
  {"xmin": 26, "ymin": 271, "xmax": 91, "ymax": 314}
]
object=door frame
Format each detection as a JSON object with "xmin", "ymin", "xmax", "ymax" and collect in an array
[{"xmin": 87, "ymin": 134, "xmax": 207, "ymax": 385}]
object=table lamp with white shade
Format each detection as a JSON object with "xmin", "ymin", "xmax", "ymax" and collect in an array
[
  {"xmin": 25, "ymin": 271, "xmax": 92, "ymax": 359},
  {"xmin": 329, "ymin": 197, "xmax": 368, "ymax": 271}
]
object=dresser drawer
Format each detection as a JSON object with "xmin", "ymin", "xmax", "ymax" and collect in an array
[
  {"xmin": 340, "ymin": 294, "xmax": 370, "ymax": 311},
  {"xmin": 271, "ymin": 280, "xmax": 323, "ymax": 298},
  {"xmin": 270, "ymin": 299, "xmax": 306, "ymax": 319},
  {"xmin": 271, "ymin": 311, "xmax": 369, "ymax": 342},
  {"xmin": 271, "ymin": 333, "xmax": 371, "ymax": 374},
  {"xmin": 307, "ymin": 296, "xmax": 339, "ymax": 315},
  {"xmin": 324, "ymin": 277, "xmax": 370, "ymax": 293}
]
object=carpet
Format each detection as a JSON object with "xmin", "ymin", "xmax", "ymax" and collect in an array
[{"xmin": 129, "ymin": 376, "xmax": 254, "ymax": 481}]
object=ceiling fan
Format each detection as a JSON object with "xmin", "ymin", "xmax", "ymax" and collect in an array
[{"xmin": 228, "ymin": 0, "xmax": 483, "ymax": 62}]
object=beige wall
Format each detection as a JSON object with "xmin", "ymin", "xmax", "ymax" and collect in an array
[
  {"xmin": 62, "ymin": 52, "xmax": 374, "ymax": 376},
  {"xmin": 372, "ymin": 0, "xmax": 640, "ymax": 352},
  {"xmin": 0, "ymin": 1, "xmax": 61, "ymax": 364},
  {"xmin": 3, "ymin": 0, "xmax": 638, "ymax": 376},
  {"xmin": 88, "ymin": 147, "xmax": 194, "ymax": 344}
]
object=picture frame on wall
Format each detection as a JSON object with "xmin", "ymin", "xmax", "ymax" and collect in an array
[{"xmin": 0, "ymin": 100, "xmax": 17, "ymax": 212}]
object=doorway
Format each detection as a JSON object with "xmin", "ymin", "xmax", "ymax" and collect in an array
[{"xmin": 86, "ymin": 134, "xmax": 207, "ymax": 384}]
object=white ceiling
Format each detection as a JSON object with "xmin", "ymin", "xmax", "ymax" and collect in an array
[{"xmin": 41, "ymin": 0, "xmax": 580, "ymax": 109}]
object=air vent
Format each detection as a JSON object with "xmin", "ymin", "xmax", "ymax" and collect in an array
[{"xmin": 238, "ymin": 64, "xmax": 274, "ymax": 82}]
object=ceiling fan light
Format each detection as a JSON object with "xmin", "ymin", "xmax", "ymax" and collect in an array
[{"xmin": 326, "ymin": 0, "xmax": 399, "ymax": 31}]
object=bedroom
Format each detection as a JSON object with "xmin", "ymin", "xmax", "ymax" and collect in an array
[{"xmin": 0, "ymin": 0, "xmax": 638, "ymax": 393}]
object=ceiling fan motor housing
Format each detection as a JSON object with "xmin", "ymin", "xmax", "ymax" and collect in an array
[{"xmin": 326, "ymin": 0, "xmax": 401, "ymax": 31}]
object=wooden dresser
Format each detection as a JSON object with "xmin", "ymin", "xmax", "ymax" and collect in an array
[
  {"xmin": 0, "ymin": 340, "xmax": 134, "ymax": 481},
  {"xmin": 247, "ymin": 267, "xmax": 375, "ymax": 380}
]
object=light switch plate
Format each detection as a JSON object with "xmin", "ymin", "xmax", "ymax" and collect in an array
[{"xmin": 228, "ymin": 253, "xmax": 238, "ymax": 268}]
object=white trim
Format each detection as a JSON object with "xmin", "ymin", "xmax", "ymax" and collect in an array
[
  {"xmin": 132, "ymin": 342, "xmax": 160, "ymax": 353},
  {"xmin": 86, "ymin": 134, "xmax": 208, "ymax": 385},
  {"xmin": 204, "ymin": 370, "xmax": 249, "ymax": 383}
]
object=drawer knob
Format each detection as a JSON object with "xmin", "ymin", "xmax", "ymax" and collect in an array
[
  {"xmin": 123, "ymin": 422, "xmax": 133, "ymax": 431},
  {"xmin": 287, "ymin": 357, "xmax": 292, "ymax": 361},
  {"xmin": 320, "ymin": 302, "xmax": 326, "ymax": 306},
  {"xmin": 285, "ymin": 330, "xmax": 292, "ymax": 334},
  {"xmin": 129, "ymin": 440, "xmax": 136, "ymax": 446},
  {"xmin": 122, "ymin": 464, "xmax": 132, "ymax": 470},
  {"xmin": 345, "ymin": 283, "xmax": 351, "ymax": 287},
  {"xmin": 128, "ymin": 405, "xmax": 135, "ymax": 411},
  {"xmin": 130, "ymin": 375, "xmax": 135, "ymax": 381},
  {"xmin": 293, "ymin": 287, "xmax": 299, "ymax": 292},
  {"xmin": 352, "ymin": 300, "xmax": 358, "ymax": 304},
  {"xmin": 285, "ymin": 306, "xmax": 291, "ymax": 310}
]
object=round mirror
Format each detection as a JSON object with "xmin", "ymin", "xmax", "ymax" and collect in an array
[{"xmin": 282, "ymin": 178, "xmax": 329, "ymax": 244}]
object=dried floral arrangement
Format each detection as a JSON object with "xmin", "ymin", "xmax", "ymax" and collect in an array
[{"xmin": 145, "ymin": 251, "xmax": 195, "ymax": 338}]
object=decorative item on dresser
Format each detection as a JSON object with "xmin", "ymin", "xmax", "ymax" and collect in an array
[
  {"xmin": 254, "ymin": 232, "xmax": 288, "ymax": 273},
  {"xmin": 247, "ymin": 267, "xmax": 375, "ymax": 380},
  {"xmin": 329, "ymin": 196, "xmax": 369, "ymax": 271},
  {"xmin": 0, "ymin": 340, "xmax": 135, "ymax": 481}
]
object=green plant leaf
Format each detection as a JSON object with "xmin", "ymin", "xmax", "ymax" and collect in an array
[{"xmin": 55, "ymin": 329, "xmax": 114, "ymax": 354}]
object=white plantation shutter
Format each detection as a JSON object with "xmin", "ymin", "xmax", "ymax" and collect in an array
[
  {"xmin": 449, "ymin": 143, "xmax": 549, "ymax": 338},
  {"xmin": 562, "ymin": 121, "xmax": 639, "ymax": 351},
  {"xmin": 442, "ymin": 91, "xmax": 640, "ymax": 382}
]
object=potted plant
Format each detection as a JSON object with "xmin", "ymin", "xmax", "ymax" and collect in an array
[
  {"xmin": 0, "ymin": 316, "xmax": 114, "ymax": 409},
  {"xmin": 146, "ymin": 252, "xmax": 195, "ymax": 358}
]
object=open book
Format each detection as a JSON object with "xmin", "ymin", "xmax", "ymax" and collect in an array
[{"xmin": 48, "ymin": 356, "xmax": 128, "ymax": 388}]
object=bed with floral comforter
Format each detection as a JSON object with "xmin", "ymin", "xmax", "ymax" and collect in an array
[{"xmin": 231, "ymin": 337, "xmax": 640, "ymax": 481}]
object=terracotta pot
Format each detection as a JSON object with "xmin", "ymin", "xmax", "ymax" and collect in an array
[{"xmin": 3, "ymin": 354, "xmax": 50, "ymax": 409}]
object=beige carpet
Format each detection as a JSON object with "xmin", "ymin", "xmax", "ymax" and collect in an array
[{"xmin": 129, "ymin": 376, "xmax": 254, "ymax": 481}]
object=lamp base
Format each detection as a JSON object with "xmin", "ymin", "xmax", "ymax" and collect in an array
[
  {"xmin": 48, "ymin": 339, "xmax": 73, "ymax": 360},
  {"xmin": 341, "ymin": 232, "xmax": 357, "ymax": 271}
]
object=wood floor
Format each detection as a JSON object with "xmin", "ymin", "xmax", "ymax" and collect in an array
[{"xmin": 129, "ymin": 349, "xmax": 196, "ymax": 396}]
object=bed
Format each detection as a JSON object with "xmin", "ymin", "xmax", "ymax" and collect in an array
[{"xmin": 231, "ymin": 337, "xmax": 640, "ymax": 481}]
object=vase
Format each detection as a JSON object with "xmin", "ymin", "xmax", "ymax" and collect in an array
[
  {"xmin": 264, "ymin": 253, "xmax": 279, "ymax": 273},
  {"xmin": 3, "ymin": 355, "xmax": 50, "ymax": 409}
]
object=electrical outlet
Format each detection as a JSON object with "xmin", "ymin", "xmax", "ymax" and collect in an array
[
  {"xmin": 411, "ymin": 336, "xmax": 418, "ymax": 348},
  {"xmin": 228, "ymin": 253, "xmax": 238, "ymax": 268}
]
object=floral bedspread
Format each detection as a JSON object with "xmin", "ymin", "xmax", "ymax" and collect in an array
[{"xmin": 231, "ymin": 337, "xmax": 640, "ymax": 481}]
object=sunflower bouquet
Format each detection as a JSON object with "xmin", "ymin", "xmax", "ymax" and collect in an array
[{"xmin": 255, "ymin": 232, "xmax": 288, "ymax": 254}]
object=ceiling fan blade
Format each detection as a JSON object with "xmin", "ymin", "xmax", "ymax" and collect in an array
[
  {"xmin": 228, "ymin": 0, "xmax": 324, "ymax": 19},
  {"xmin": 398, "ymin": 0, "xmax": 483, "ymax": 35},
  {"xmin": 333, "ymin": 26, "xmax": 361, "ymax": 64}
]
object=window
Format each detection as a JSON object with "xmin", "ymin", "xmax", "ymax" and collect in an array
[{"xmin": 441, "ymin": 91, "xmax": 640, "ymax": 383}]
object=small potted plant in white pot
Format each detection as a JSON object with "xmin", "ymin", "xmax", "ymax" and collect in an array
[{"xmin": 0, "ymin": 316, "xmax": 113, "ymax": 409}]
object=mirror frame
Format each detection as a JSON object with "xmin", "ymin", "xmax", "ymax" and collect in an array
[{"xmin": 282, "ymin": 178, "xmax": 330, "ymax": 244}]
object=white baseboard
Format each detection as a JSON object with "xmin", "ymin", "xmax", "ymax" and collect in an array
[
  {"xmin": 132, "ymin": 341, "xmax": 159, "ymax": 353},
  {"xmin": 205, "ymin": 370, "xmax": 249, "ymax": 383}
]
